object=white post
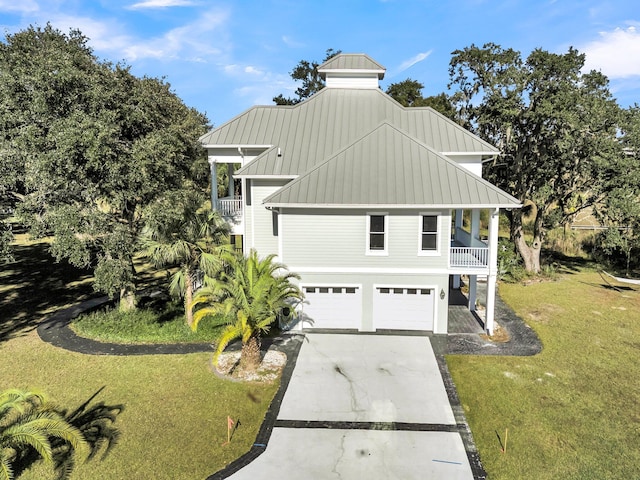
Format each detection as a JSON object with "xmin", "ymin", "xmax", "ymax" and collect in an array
[
  {"xmin": 485, "ymin": 208, "xmax": 500, "ymax": 334},
  {"xmin": 228, "ymin": 163, "xmax": 234, "ymax": 198},
  {"xmin": 452, "ymin": 209, "xmax": 464, "ymax": 289},
  {"xmin": 471, "ymin": 209, "xmax": 480, "ymax": 242},
  {"xmin": 468, "ymin": 274, "xmax": 477, "ymax": 312},
  {"xmin": 454, "ymin": 209, "xmax": 463, "ymax": 237},
  {"xmin": 208, "ymin": 158, "xmax": 218, "ymax": 210}
]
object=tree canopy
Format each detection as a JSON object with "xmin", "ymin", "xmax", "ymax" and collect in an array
[
  {"xmin": 0, "ymin": 25, "xmax": 210, "ymax": 309},
  {"xmin": 448, "ymin": 43, "xmax": 622, "ymax": 272},
  {"xmin": 143, "ymin": 192, "xmax": 230, "ymax": 327},
  {"xmin": 273, "ymin": 48, "xmax": 340, "ymax": 105},
  {"xmin": 385, "ymin": 79, "xmax": 456, "ymax": 119}
]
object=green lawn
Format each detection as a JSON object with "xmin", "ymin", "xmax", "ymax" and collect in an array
[
  {"xmin": 72, "ymin": 300, "xmax": 228, "ymax": 344},
  {"xmin": 0, "ymin": 233, "xmax": 279, "ymax": 479},
  {"xmin": 447, "ymin": 270, "xmax": 640, "ymax": 480}
]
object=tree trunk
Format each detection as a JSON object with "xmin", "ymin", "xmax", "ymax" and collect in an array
[
  {"xmin": 185, "ymin": 271, "xmax": 194, "ymax": 328},
  {"xmin": 511, "ymin": 207, "xmax": 542, "ymax": 273},
  {"xmin": 239, "ymin": 336, "xmax": 261, "ymax": 372}
]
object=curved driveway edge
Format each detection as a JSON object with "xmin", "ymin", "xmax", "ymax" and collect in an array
[{"xmin": 37, "ymin": 296, "xmax": 215, "ymax": 355}]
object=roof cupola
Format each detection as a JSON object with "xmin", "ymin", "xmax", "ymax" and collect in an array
[{"xmin": 318, "ymin": 53, "xmax": 385, "ymax": 89}]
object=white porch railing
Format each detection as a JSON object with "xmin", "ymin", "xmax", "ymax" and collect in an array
[
  {"xmin": 215, "ymin": 197, "xmax": 243, "ymax": 217},
  {"xmin": 450, "ymin": 247, "xmax": 489, "ymax": 268}
]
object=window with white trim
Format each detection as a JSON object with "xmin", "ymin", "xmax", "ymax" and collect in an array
[
  {"xmin": 420, "ymin": 215, "xmax": 439, "ymax": 253},
  {"xmin": 367, "ymin": 213, "xmax": 388, "ymax": 255}
]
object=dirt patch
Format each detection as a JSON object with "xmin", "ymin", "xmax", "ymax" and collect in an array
[
  {"xmin": 214, "ymin": 350, "xmax": 287, "ymax": 383},
  {"xmin": 480, "ymin": 323, "xmax": 510, "ymax": 343},
  {"xmin": 527, "ymin": 303, "xmax": 564, "ymax": 324}
]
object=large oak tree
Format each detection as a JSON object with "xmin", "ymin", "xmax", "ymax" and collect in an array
[
  {"xmin": 448, "ymin": 43, "xmax": 621, "ymax": 272},
  {"xmin": 0, "ymin": 25, "xmax": 209, "ymax": 309}
]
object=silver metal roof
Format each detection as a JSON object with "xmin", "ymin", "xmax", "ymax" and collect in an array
[
  {"xmin": 317, "ymin": 53, "xmax": 385, "ymax": 78},
  {"xmin": 201, "ymin": 88, "xmax": 499, "ymax": 178},
  {"xmin": 262, "ymin": 123, "xmax": 520, "ymax": 208}
]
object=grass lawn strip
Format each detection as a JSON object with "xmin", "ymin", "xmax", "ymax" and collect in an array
[
  {"xmin": 0, "ymin": 233, "xmax": 281, "ymax": 479},
  {"xmin": 447, "ymin": 270, "xmax": 640, "ymax": 480},
  {"xmin": 2, "ymin": 332, "xmax": 279, "ymax": 480}
]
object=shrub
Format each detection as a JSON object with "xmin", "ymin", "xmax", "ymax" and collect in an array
[{"xmin": 497, "ymin": 239, "xmax": 527, "ymax": 282}]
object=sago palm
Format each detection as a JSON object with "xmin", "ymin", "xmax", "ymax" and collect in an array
[
  {"xmin": 0, "ymin": 389, "xmax": 88, "ymax": 480},
  {"xmin": 143, "ymin": 195, "xmax": 230, "ymax": 327},
  {"xmin": 191, "ymin": 249, "xmax": 302, "ymax": 371}
]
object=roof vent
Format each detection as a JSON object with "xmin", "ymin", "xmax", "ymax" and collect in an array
[{"xmin": 277, "ymin": 147, "xmax": 282, "ymax": 157}]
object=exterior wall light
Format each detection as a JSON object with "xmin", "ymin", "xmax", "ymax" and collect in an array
[{"xmin": 440, "ymin": 289, "xmax": 445, "ymax": 300}]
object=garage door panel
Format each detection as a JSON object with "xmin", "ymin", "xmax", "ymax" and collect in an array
[
  {"xmin": 301, "ymin": 286, "xmax": 361, "ymax": 329},
  {"xmin": 373, "ymin": 287, "xmax": 434, "ymax": 330}
]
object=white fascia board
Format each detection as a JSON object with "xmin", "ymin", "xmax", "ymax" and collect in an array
[{"xmin": 263, "ymin": 202, "xmax": 522, "ymax": 209}]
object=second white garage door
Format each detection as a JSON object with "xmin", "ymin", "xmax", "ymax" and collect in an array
[
  {"xmin": 301, "ymin": 285, "xmax": 362, "ymax": 329},
  {"xmin": 373, "ymin": 286, "xmax": 435, "ymax": 331}
]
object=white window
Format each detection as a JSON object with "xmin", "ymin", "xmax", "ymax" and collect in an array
[
  {"xmin": 367, "ymin": 213, "xmax": 388, "ymax": 255},
  {"xmin": 419, "ymin": 214, "xmax": 439, "ymax": 255}
]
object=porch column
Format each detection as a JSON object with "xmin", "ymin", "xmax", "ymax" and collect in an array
[
  {"xmin": 228, "ymin": 163, "xmax": 234, "ymax": 198},
  {"xmin": 485, "ymin": 208, "xmax": 500, "ymax": 335},
  {"xmin": 208, "ymin": 158, "xmax": 218, "ymax": 210},
  {"xmin": 468, "ymin": 274, "xmax": 477, "ymax": 312},
  {"xmin": 453, "ymin": 209, "xmax": 464, "ymax": 289},
  {"xmin": 471, "ymin": 209, "xmax": 480, "ymax": 242}
]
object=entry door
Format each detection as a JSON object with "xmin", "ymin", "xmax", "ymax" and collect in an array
[{"xmin": 373, "ymin": 286, "xmax": 434, "ymax": 330}]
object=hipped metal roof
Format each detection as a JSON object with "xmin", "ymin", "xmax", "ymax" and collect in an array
[
  {"xmin": 199, "ymin": 53, "xmax": 518, "ymax": 209},
  {"xmin": 201, "ymin": 88, "xmax": 499, "ymax": 178},
  {"xmin": 263, "ymin": 123, "xmax": 520, "ymax": 208}
]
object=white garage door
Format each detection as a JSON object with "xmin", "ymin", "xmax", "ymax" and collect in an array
[
  {"xmin": 300, "ymin": 285, "xmax": 362, "ymax": 329},
  {"xmin": 373, "ymin": 286, "xmax": 434, "ymax": 331}
]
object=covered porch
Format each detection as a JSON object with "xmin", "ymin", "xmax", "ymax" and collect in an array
[
  {"xmin": 448, "ymin": 282, "xmax": 485, "ymax": 334},
  {"xmin": 449, "ymin": 207, "xmax": 500, "ymax": 335}
]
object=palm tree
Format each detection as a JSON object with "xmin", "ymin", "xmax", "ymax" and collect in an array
[
  {"xmin": 191, "ymin": 249, "xmax": 302, "ymax": 372},
  {"xmin": 0, "ymin": 389, "xmax": 88, "ymax": 480},
  {"xmin": 143, "ymin": 195, "xmax": 230, "ymax": 328}
]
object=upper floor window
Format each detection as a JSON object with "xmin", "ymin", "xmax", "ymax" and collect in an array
[
  {"xmin": 420, "ymin": 215, "xmax": 439, "ymax": 254},
  {"xmin": 367, "ymin": 213, "xmax": 388, "ymax": 255}
]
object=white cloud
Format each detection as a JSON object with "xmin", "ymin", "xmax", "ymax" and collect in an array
[
  {"xmin": 0, "ymin": 0, "xmax": 38, "ymax": 13},
  {"xmin": 128, "ymin": 0, "xmax": 198, "ymax": 10},
  {"xmin": 282, "ymin": 35, "xmax": 305, "ymax": 48},
  {"xmin": 47, "ymin": 8, "xmax": 229, "ymax": 65},
  {"xmin": 397, "ymin": 50, "xmax": 433, "ymax": 73},
  {"xmin": 244, "ymin": 66, "xmax": 263, "ymax": 75},
  {"xmin": 582, "ymin": 25, "xmax": 640, "ymax": 78}
]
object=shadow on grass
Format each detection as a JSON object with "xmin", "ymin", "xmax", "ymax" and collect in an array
[
  {"xmin": 0, "ymin": 240, "xmax": 95, "ymax": 344},
  {"xmin": 543, "ymin": 250, "xmax": 595, "ymax": 274},
  {"xmin": 12, "ymin": 386, "xmax": 125, "ymax": 479}
]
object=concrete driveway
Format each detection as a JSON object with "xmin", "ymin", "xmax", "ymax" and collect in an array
[{"xmin": 225, "ymin": 334, "xmax": 478, "ymax": 480}]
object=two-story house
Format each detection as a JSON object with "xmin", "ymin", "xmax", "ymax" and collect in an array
[{"xmin": 200, "ymin": 54, "xmax": 520, "ymax": 335}]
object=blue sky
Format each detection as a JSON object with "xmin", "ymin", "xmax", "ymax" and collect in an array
[{"xmin": 1, "ymin": 0, "xmax": 639, "ymax": 127}]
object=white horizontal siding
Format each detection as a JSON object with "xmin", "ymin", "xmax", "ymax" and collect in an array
[
  {"xmin": 325, "ymin": 73, "xmax": 380, "ymax": 89},
  {"xmin": 248, "ymin": 179, "xmax": 289, "ymax": 257},
  {"xmin": 280, "ymin": 208, "xmax": 450, "ymax": 269}
]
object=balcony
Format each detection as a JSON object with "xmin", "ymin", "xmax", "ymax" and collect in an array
[
  {"xmin": 214, "ymin": 196, "xmax": 243, "ymax": 218},
  {"xmin": 449, "ymin": 246, "xmax": 489, "ymax": 268}
]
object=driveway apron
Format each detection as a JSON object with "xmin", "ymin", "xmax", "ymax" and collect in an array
[{"xmin": 227, "ymin": 334, "xmax": 476, "ymax": 480}]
